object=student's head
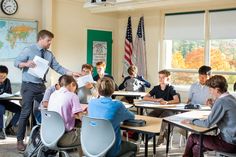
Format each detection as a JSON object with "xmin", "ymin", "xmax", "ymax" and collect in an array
[
  {"xmin": 0, "ymin": 65, "xmax": 8, "ymax": 84},
  {"xmin": 198, "ymin": 65, "xmax": 211, "ymax": 85},
  {"xmin": 81, "ymin": 64, "xmax": 93, "ymax": 76},
  {"xmin": 128, "ymin": 65, "xmax": 138, "ymax": 77},
  {"xmin": 59, "ymin": 75, "xmax": 78, "ymax": 93},
  {"xmin": 158, "ymin": 70, "xmax": 171, "ymax": 85},
  {"xmin": 37, "ymin": 30, "xmax": 54, "ymax": 49},
  {"xmin": 96, "ymin": 61, "xmax": 106, "ymax": 75},
  {"xmin": 206, "ymin": 75, "xmax": 227, "ymax": 98},
  {"xmin": 97, "ymin": 77, "xmax": 115, "ymax": 97},
  {"xmin": 55, "ymin": 75, "xmax": 66, "ymax": 90}
]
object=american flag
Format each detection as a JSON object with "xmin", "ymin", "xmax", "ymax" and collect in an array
[
  {"xmin": 132, "ymin": 16, "xmax": 147, "ymax": 78},
  {"xmin": 123, "ymin": 16, "xmax": 133, "ymax": 77}
]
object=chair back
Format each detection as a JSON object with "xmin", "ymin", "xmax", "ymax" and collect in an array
[
  {"xmin": 40, "ymin": 110, "xmax": 65, "ymax": 150},
  {"xmin": 81, "ymin": 116, "xmax": 116, "ymax": 157}
]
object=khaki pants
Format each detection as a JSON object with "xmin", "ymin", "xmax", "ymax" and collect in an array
[{"xmin": 58, "ymin": 128, "xmax": 81, "ymax": 147}]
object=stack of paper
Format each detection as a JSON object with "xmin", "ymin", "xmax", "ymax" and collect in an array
[
  {"xmin": 28, "ymin": 56, "xmax": 49, "ymax": 79},
  {"xmin": 76, "ymin": 74, "xmax": 95, "ymax": 88}
]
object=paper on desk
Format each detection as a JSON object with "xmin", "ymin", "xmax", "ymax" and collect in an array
[
  {"xmin": 76, "ymin": 74, "xmax": 95, "ymax": 88},
  {"xmin": 28, "ymin": 56, "xmax": 49, "ymax": 79},
  {"xmin": 0, "ymin": 93, "xmax": 14, "ymax": 98}
]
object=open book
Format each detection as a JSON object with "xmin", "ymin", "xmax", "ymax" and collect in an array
[{"xmin": 28, "ymin": 56, "xmax": 49, "ymax": 79}]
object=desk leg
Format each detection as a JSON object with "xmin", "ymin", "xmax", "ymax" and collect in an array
[
  {"xmin": 140, "ymin": 108, "xmax": 144, "ymax": 115},
  {"xmin": 200, "ymin": 134, "xmax": 203, "ymax": 157},
  {"xmin": 145, "ymin": 134, "xmax": 148, "ymax": 157},
  {"xmin": 153, "ymin": 134, "xmax": 156, "ymax": 156},
  {"xmin": 166, "ymin": 123, "xmax": 170, "ymax": 155}
]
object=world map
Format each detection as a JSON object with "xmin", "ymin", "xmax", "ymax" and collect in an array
[{"xmin": 0, "ymin": 19, "xmax": 37, "ymax": 59}]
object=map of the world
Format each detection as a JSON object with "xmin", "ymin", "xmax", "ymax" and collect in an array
[{"xmin": 0, "ymin": 18, "xmax": 37, "ymax": 59}]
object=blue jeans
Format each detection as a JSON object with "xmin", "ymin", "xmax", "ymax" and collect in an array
[{"xmin": 0, "ymin": 101, "xmax": 21, "ymax": 129}]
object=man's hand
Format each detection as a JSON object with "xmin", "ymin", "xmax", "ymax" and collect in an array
[
  {"xmin": 72, "ymin": 72, "xmax": 82, "ymax": 77},
  {"xmin": 25, "ymin": 60, "xmax": 36, "ymax": 68}
]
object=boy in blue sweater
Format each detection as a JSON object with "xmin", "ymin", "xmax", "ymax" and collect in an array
[{"xmin": 88, "ymin": 77, "xmax": 137, "ymax": 157}]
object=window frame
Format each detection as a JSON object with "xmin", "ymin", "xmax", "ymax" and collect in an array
[{"xmin": 161, "ymin": 9, "xmax": 236, "ymax": 90}]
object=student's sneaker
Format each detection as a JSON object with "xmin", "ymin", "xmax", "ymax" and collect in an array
[{"xmin": 0, "ymin": 130, "xmax": 6, "ymax": 139}]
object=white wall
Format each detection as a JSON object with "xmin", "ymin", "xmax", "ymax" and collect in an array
[{"xmin": 51, "ymin": 0, "xmax": 118, "ymax": 84}]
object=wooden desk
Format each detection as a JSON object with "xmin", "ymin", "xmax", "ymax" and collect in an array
[
  {"xmin": 121, "ymin": 115, "xmax": 162, "ymax": 157},
  {"xmin": 134, "ymin": 100, "xmax": 211, "ymax": 114},
  {"xmin": 113, "ymin": 91, "xmax": 147, "ymax": 97},
  {"xmin": 163, "ymin": 111, "xmax": 217, "ymax": 157}
]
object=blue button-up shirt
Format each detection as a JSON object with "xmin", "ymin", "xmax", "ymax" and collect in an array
[
  {"xmin": 188, "ymin": 82, "xmax": 211, "ymax": 105},
  {"xmin": 14, "ymin": 44, "xmax": 70, "ymax": 84}
]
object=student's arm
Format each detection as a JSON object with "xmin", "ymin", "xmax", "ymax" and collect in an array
[
  {"xmin": 118, "ymin": 77, "xmax": 128, "ymax": 90},
  {"xmin": 138, "ymin": 76, "xmax": 151, "ymax": 88},
  {"xmin": 192, "ymin": 100, "xmax": 225, "ymax": 128},
  {"xmin": 42, "ymin": 86, "xmax": 56, "ymax": 108},
  {"xmin": 119, "ymin": 102, "xmax": 135, "ymax": 121},
  {"xmin": 186, "ymin": 99, "xmax": 191, "ymax": 104},
  {"xmin": 187, "ymin": 84, "xmax": 194, "ymax": 104},
  {"xmin": 4, "ymin": 79, "xmax": 12, "ymax": 94},
  {"xmin": 143, "ymin": 93, "xmax": 163, "ymax": 102},
  {"xmin": 74, "ymin": 112, "xmax": 86, "ymax": 120},
  {"xmin": 89, "ymin": 83, "xmax": 99, "ymax": 98},
  {"xmin": 71, "ymin": 94, "xmax": 84, "ymax": 120},
  {"xmin": 160, "ymin": 94, "xmax": 180, "ymax": 105}
]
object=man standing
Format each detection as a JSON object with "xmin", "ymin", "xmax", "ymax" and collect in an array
[{"xmin": 14, "ymin": 30, "xmax": 80, "ymax": 152}]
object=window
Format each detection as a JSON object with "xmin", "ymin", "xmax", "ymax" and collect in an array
[{"xmin": 164, "ymin": 9, "xmax": 236, "ymax": 91}]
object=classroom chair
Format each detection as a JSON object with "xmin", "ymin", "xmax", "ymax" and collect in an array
[
  {"xmin": 81, "ymin": 116, "xmax": 116, "ymax": 157},
  {"xmin": 39, "ymin": 110, "xmax": 80, "ymax": 157}
]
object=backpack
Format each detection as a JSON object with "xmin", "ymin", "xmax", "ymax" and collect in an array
[
  {"xmin": 24, "ymin": 125, "xmax": 43, "ymax": 157},
  {"xmin": 24, "ymin": 125, "xmax": 57, "ymax": 157}
]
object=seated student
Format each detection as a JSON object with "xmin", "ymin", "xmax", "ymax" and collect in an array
[
  {"xmin": 187, "ymin": 65, "xmax": 212, "ymax": 106},
  {"xmin": 93, "ymin": 61, "xmax": 114, "ymax": 81},
  {"xmin": 143, "ymin": 69, "xmax": 179, "ymax": 144},
  {"xmin": 88, "ymin": 77, "xmax": 137, "ymax": 157},
  {"xmin": 0, "ymin": 65, "xmax": 21, "ymax": 139},
  {"xmin": 48, "ymin": 75, "xmax": 84, "ymax": 148},
  {"xmin": 143, "ymin": 69, "xmax": 179, "ymax": 110},
  {"xmin": 33, "ymin": 75, "xmax": 67, "ymax": 124},
  {"xmin": 119, "ymin": 65, "xmax": 151, "ymax": 103},
  {"xmin": 182, "ymin": 75, "xmax": 236, "ymax": 157},
  {"xmin": 93, "ymin": 61, "xmax": 118, "ymax": 91},
  {"xmin": 77, "ymin": 64, "xmax": 98, "ymax": 104}
]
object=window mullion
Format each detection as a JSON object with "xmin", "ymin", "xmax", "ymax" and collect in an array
[{"xmin": 204, "ymin": 10, "xmax": 210, "ymax": 66}]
